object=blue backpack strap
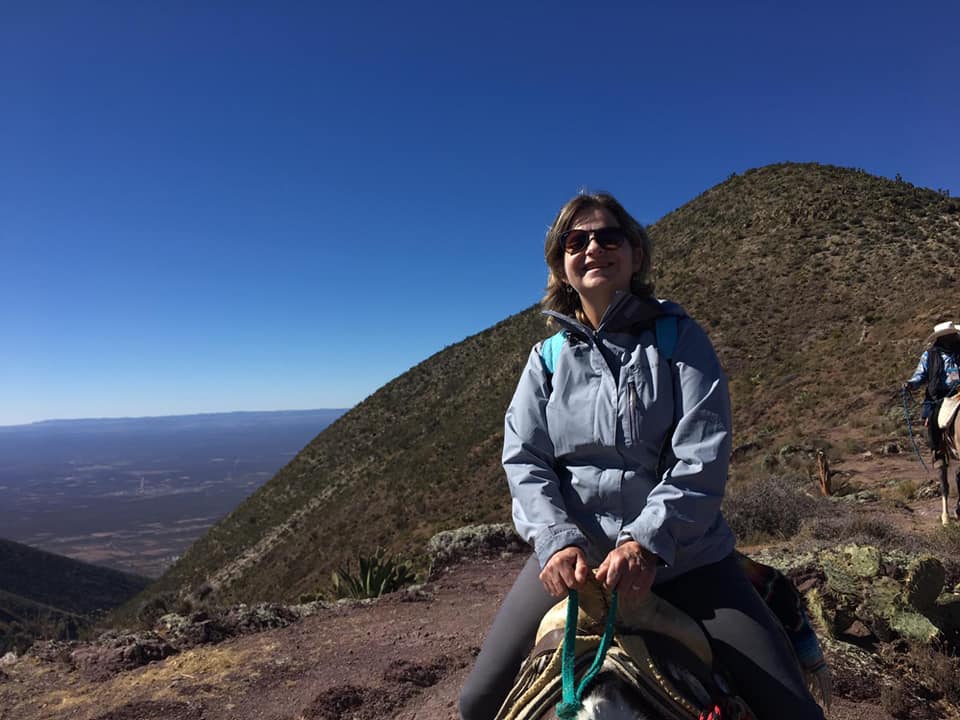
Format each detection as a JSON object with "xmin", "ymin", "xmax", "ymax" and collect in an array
[
  {"xmin": 541, "ymin": 331, "xmax": 566, "ymax": 375},
  {"xmin": 543, "ymin": 318, "xmax": 675, "ymax": 375},
  {"xmin": 655, "ymin": 315, "xmax": 678, "ymax": 362}
]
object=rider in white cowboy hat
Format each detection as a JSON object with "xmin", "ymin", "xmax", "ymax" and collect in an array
[{"xmin": 903, "ymin": 320, "xmax": 960, "ymax": 517}]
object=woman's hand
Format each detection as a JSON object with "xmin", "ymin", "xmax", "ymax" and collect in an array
[
  {"xmin": 595, "ymin": 541, "xmax": 657, "ymax": 598},
  {"xmin": 539, "ymin": 546, "xmax": 590, "ymax": 598}
]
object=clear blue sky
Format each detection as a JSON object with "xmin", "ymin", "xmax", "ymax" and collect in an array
[{"xmin": 2, "ymin": 2, "xmax": 957, "ymax": 426}]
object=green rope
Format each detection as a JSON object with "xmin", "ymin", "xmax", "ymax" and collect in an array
[{"xmin": 556, "ymin": 588, "xmax": 619, "ymax": 719}]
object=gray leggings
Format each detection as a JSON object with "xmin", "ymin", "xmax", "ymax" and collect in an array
[{"xmin": 459, "ymin": 553, "xmax": 824, "ymax": 720}]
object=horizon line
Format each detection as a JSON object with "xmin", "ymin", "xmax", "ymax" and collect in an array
[{"xmin": 0, "ymin": 407, "xmax": 353, "ymax": 430}]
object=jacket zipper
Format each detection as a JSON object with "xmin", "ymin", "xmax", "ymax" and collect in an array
[{"xmin": 627, "ymin": 379, "xmax": 638, "ymax": 444}]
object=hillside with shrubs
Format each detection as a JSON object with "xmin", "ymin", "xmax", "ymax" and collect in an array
[{"xmin": 118, "ymin": 162, "xmax": 960, "ymax": 617}]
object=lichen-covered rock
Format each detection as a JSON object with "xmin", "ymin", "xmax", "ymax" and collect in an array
[
  {"xmin": 221, "ymin": 603, "xmax": 299, "ymax": 636},
  {"xmin": 25, "ymin": 641, "xmax": 75, "ymax": 665},
  {"xmin": 933, "ymin": 592, "xmax": 960, "ymax": 631},
  {"xmin": 838, "ymin": 490, "xmax": 880, "ymax": 504},
  {"xmin": 820, "ymin": 544, "xmax": 882, "ymax": 596},
  {"xmin": 819, "ymin": 634, "xmax": 885, "ymax": 701},
  {"xmin": 902, "ymin": 557, "xmax": 945, "ymax": 612},
  {"xmin": 805, "ymin": 586, "xmax": 858, "ymax": 638},
  {"xmin": 856, "ymin": 576, "xmax": 901, "ymax": 642},
  {"xmin": 888, "ymin": 608, "xmax": 940, "ymax": 643},
  {"xmin": 427, "ymin": 524, "xmax": 526, "ymax": 572},
  {"xmin": 71, "ymin": 631, "xmax": 176, "ymax": 679},
  {"xmin": 857, "ymin": 577, "xmax": 939, "ymax": 643},
  {"xmin": 156, "ymin": 611, "xmax": 229, "ymax": 649},
  {"xmin": 744, "ymin": 548, "xmax": 817, "ymax": 574}
]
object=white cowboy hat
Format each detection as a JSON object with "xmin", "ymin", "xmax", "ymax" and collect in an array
[{"xmin": 924, "ymin": 320, "xmax": 960, "ymax": 348}]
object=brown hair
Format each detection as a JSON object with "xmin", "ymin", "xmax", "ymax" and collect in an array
[{"xmin": 542, "ymin": 191, "xmax": 654, "ymax": 326}]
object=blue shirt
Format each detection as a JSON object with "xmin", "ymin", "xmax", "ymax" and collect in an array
[{"xmin": 906, "ymin": 349, "xmax": 960, "ymax": 394}]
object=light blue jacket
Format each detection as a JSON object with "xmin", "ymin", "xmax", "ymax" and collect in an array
[{"xmin": 502, "ymin": 292, "xmax": 736, "ymax": 583}]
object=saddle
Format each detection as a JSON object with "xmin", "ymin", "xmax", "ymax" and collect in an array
[
  {"xmin": 938, "ymin": 394, "xmax": 960, "ymax": 431},
  {"xmin": 495, "ymin": 578, "xmax": 755, "ymax": 720}
]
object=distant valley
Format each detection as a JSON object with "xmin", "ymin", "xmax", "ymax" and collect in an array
[{"xmin": 0, "ymin": 409, "xmax": 346, "ymax": 577}]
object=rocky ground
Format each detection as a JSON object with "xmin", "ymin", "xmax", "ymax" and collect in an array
[{"xmin": 2, "ymin": 450, "xmax": 960, "ymax": 720}]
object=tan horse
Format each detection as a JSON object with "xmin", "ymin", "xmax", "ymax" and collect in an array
[
  {"xmin": 938, "ymin": 395, "xmax": 960, "ymax": 525},
  {"xmin": 494, "ymin": 578, "xmax": 754, "ymax": 720}
]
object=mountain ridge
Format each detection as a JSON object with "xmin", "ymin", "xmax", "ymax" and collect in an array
[{"xmin": 0, "ymin": 538, "xmax": 150, "ymax": 653}]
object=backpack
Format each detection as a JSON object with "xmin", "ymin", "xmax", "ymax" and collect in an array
[{"xmin": 540, "ymin": 315, "xmax": 679, "ymax": 375}]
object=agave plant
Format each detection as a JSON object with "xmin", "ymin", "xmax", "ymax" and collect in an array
[{"xmin": 330, "ymin": 548, "xmax": 416, "ymax": 599}]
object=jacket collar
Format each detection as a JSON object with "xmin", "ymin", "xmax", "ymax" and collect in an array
[{"xmin": 543, "ymin": 292, "xmax": 673, "ymax": 340}]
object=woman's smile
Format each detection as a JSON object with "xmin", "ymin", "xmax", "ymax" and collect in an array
[{"xmin": 563, "ymin": 207, "xmax": 643, "ymax": 321}]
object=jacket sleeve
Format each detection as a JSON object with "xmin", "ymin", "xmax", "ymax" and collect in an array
[
  {"xmin": 906, "ymin": 350, "xmax": 929, "ymax": 390},
  {"xmin": 503, "ymin": 345, "xmax": 589, "ymax": 569},
  {"xmin": 619, "ymin": 319, "xmax": 732, "ymax": 568}
]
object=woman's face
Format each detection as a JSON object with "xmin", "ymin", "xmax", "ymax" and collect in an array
[
  {"xmin": 942, "ymin": 333, "xmax": 960, "ymax": 355},
  {"xmin": 562, "ymin": 206, "xmax": 644, "ymax": 302}
]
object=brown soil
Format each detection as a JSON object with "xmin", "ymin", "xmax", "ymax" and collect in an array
[{"xmin": 2, "ymin": 449, "xmax": 958, "ymax": 720}]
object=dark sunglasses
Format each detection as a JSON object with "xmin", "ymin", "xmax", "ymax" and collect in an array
[{"xmin": 559, "ymin": 227, "xmax": 628, "ymax": 254}]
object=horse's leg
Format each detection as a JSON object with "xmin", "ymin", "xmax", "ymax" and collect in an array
[
  {"xmin": 938, "ymin": 460, "xmax": 950, "ymax": 526},
  {"xmin": 954, "ymin": 464, "xmax": 960, "ymax": 519},
  {"xmin": 954, "ymin": 423, "xmax": 960, "ymax": 519}
]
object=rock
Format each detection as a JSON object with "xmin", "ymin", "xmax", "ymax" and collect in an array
[
  {"xmin": 858, "ymin": 577, "xmax": 939, "ymax": 643},
  {"xmin": 883, "ymin": 442, "xmax": 901, "ymax": 455},
  {"xmin": 293, "ymin": 599, "xmax": 335, "ymax": 617},
  {"xmin": 71, "ymin": 631, "xmax": 176, "ymax": 679},
  {"xmin": 156, "ymin": 611, "xmax": 229, "ymax": 649},
  {"xmin": 0, "ymin": 652, "xmax": 17, "ymax": 667},
  {"xmin": 26, "ymin": 641, "xmax": 75, "ymax": 665},
  {"xmin": 857, "ymin": 577, "xmax": 902, "ymax": 642},
  {"xmin": 427, "ymin": 524, "xmax": 526, "ymax": 571},
  {"xmin": 842, "ymin": 620, "xmax": 875, "ymax": 641},
  {"xmin": 932, "ymin": 593, "xmax": 960, "ymax": 630},
  {"xmin": 820, "ymin": 545, "xmax": 882, "ymax": 596},
  {"xmin": 805, "ymin": 586, "xmax": 858, "ymax": 638},
  {"xmin": 221, "ymin": 603, "xmax": 299, "ymax": 636},
  {"xmin": 902, "ymin": 557, "xmax": 945, "ymax": 611},
  {"xmin": 839, "ymin": 490, "xmax": 879, "ymax": 503},
  {"xmin": 889, "ymin": 610, "xmax": 940, "ymax": 643}
]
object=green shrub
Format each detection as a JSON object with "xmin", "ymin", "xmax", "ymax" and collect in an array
[
  {"xmin": 330, "ymin": 548, "xmax": 416, "ymax": 599},
  {"xmin": 841, "ymin": 437, "xmax": 866, "ymax": 454},
  {"xmin": 136, "ymin": 591, "xmax": 177, "ymax": 628}
]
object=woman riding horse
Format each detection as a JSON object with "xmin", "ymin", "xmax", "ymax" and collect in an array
[
  {"xmin": 459, "ymin": 192, "xmax": 823, "ymax": 720},
  {"xmin": 903, "ymin": 321, "xmax": 960, "ymax": 524}
]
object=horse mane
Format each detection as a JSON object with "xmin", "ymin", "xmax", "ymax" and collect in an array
[{"xmin": 576, "ymin": 676, "xmax": 652, "ymax": 720}]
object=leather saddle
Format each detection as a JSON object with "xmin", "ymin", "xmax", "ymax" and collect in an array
[
  {"xmin": 938, "ymin": 394, "xmax": 960, "ymax": 431},
  {"xmin": 495, "ymin": 578, "xmax": 754, "ymax": 720}
]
